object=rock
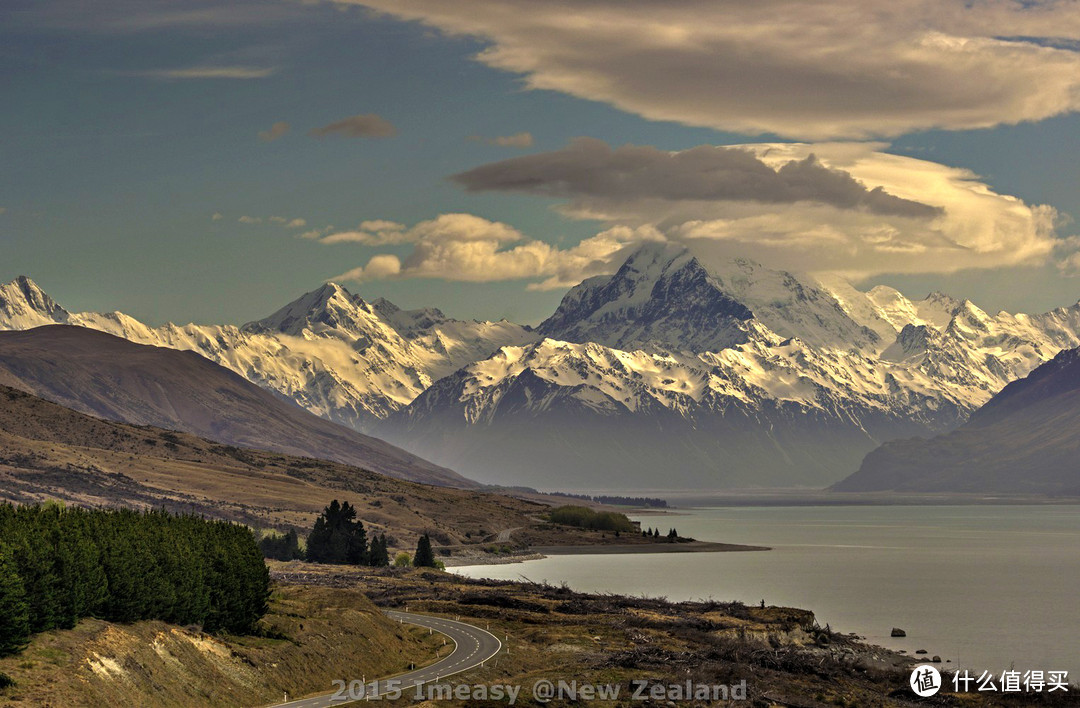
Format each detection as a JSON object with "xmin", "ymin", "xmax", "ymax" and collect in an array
[
  {"xmin": 915, "ymin": 649, "xmax": 927, "ymax": 655},
  {"xmin": 932, "ymin": 656, "xmax": 942, "ymax": 663},
  {"xmin": 891, "ymin": 628, "xmax": 906, "ymax": 637}
]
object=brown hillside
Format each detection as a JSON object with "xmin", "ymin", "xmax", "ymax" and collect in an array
[
  {"xmin": 0, "ymin": 385, "xmax": 544, "ymax": 550},
  {"xmin": 0, "ymin": 325, "xmax": 472, "ymax": 487}
]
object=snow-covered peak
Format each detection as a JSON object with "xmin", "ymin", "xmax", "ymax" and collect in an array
[
  {"xmin": 706, "ymin": 259, "xmax": 881, "ymax": 351},
  {"xmin": 539, "ymin": 242, "xmax": 754, "ymax": 352},
  {"xmin": 0, "ymin": 276, "xmax": 71, "ymax": 330},
  {"xmin": 618, "ymin": 240, "xmax": 696, "ymax": 277},
  {"xmin": 372, "ymin": 297, "xmax": 450, "ymax": 337},
  {"xmin": 542, "ymin": 244, "xmax": 882, "ymax": 353},
  {"xmin": 245, "ymin": 281, "xmax": 386, "ymax": 340}
]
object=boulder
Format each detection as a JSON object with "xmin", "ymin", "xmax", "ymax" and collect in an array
[{"xmin": 890, "ymin": 628, "xmax": 906, "ymax": 637}]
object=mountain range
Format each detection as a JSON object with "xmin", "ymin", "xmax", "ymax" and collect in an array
[{"xmin": 5, "ymin": 241, "xmax": 1080, "ymax": 489}]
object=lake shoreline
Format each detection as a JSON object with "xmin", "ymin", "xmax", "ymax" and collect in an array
[{"xmin": 444, "ymin": 539, "xmax": 769, "ymax": 567}]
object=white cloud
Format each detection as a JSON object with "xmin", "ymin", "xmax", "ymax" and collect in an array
[
  {"xmin": 449, "ymin": 141, "xmax": 1065, "ymax": 279},
  {"xmin": 238, "ymin": 215, "xmax": 308, "ymax": 228},
  {"xmin": 211, "ymin": 212, "xmax": 223, "ymax": 221},
  {"xmin": 337, "ymin": 0, "xmax": 1080, "ymax": 139},
  {"xmin": 328, "ymin": 214, "xmax": 648, "ymax": 289}
]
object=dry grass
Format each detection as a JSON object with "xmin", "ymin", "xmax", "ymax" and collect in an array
[{"xmin": 0, "ymin": 584, "xmax": 441, "ymax": 707}]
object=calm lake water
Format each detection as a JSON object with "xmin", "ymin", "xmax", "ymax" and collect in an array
[{"xmin": 454, "ymin": 505, "xmax": 1080, "ymax": 677}]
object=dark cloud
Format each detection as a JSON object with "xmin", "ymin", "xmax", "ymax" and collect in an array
[
  {"xmin": 452, "ymin": 138, "xmax": 942, "ymax": 219},
  {"xmin": 309, "ymin": 113, "xmax": 397, "ymax": 139}
]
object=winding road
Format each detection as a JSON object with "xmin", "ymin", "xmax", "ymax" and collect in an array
[{"xmin": 268, "ymin": 610, "xmax": 503, "ymax": 707}]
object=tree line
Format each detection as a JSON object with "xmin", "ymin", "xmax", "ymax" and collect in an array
[
  {"xmin": 259, "ymin": 500, "xmax": 439, "ymax": 569},
  {"xmin": 557, "ymin": 493, "xmax": 668, "ymax": 508},
  {"xmin": 642, "ymin": 526, "xmax": 682, "ymax": 542},
  {"xmin": 547, "ymin": 505, "xmax": 638, "ymax": 533},
  {"xmin": 0, "ymin": 504, "xmax": 269, "ymax": 657}
]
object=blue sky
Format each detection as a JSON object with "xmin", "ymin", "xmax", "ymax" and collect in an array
[{"xmin": 3, "ymin": 0, "xmax": 1080, "ymax": 325}]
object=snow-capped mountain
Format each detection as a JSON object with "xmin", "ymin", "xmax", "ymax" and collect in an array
[
  {"xmin": 835, "ymin": 346, "xmax": 1080, "ymax": 494},
  {"xmin": 5, "ymin": 243, "xmax": 1080, "ymax": 489},
  {"xmin": 376, "ymin": 243, "xmax": 1080, "ymax": 487},
  {"xmin": 537, "ymin": 243, "xmax": 755, "ymax": 352},
  {"xmin": 0, "ymin": 278, "xmax": 535, "ymax": 431},
  {"xmin": 0, "ymin": 276, "xmax": 71, "ymax": 330}
]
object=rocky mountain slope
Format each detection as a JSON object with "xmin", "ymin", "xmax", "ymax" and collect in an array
[
  {"xmin": 834, "ymin": 346, "xmax": 1080, "ymax": 494},
  {"xmin": 0, "ymin": 326, "xmax": 472, "ymax": 487}
]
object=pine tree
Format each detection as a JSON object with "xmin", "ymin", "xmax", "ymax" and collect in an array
[
  {"xmin": 305, "ymin": 500, "xmax": 368, "ymax": 565},
  {"xmin": 412, "ymin": 534, "xmax": 436, "ymax": 568},
  {"xmin": 0, "ymin": 543, "xmax": 30, "ymax": 656},
  {"xmin": 368, "ymin": 534, "xmax": 390, "ymax": 567},
  {"xmin": 305, "ymin": 514, "xmax": 332, "ymax": 563}
]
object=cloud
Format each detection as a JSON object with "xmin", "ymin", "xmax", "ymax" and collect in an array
[
  {"xmin": 453, "ymin": 137, "xmax": 940, "ymax": 218},
  {"xmin": 299, "ymin": 227, "xmax": 333, "ymax": 240},
  {"xmin": 468, "ymin": 132, "xmax": 534, "ymax": 148},
  {"xmin": 236, "ymin": 215, "xmax": 308, "ymax": 229},
  {"xmin": 132, "ymin": 65, "xmax": 276, "ymax": 80},
  {"xmin": 315, "ymin": 215, "xmax": 520, "ymax": 246},
  {"xmin": 211, "ymin": 212, "xmax": 223, "ymax": 221},
  {"xmin": 335, "ymin": 0, "xmax": 1080, "ymax": 139},
  {"xmin": 319, "ymin": 138, "xmax": 1066, "ymax": 286},
  {"xmin": 268, "ymin": 216, "xmax": 306, "ymax": 227},
  {"xmin": 309, "ymin": 113, "xmax": 397, "ymax": 139},
  {"xmin": 258, "ymin": 121, "xmax": 291, "ymax": 142},
  {"xmin": 326, "ymin": 213, "xmax": 646, "ymax": 289},
  {"xmin": 447, "ymin": 140, "xmax": 1064, "ymax": 279}
]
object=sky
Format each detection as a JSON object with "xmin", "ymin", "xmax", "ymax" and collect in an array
[{"xmin": 2, "ymin": 0, "xmax": 1080, "ymax": 326}]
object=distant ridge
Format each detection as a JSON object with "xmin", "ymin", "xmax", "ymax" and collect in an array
[
  {"xmin": 0, "ymin": 325, "xmax": 474, "ymax": 487},
  {"xmin": 833, "ymin": 347, "xmax": 1080, "ymax": 494}
]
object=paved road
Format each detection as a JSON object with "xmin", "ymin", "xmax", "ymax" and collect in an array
[
  {"xmin": 495, "ymin": 526, "xmax": 521, "ymax": 543},
  {"xmin": 268, "ymin": 611, "xmax": 502, "ymax": 707}
]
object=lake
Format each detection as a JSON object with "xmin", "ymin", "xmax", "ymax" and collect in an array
[{"xmin": 453, "ymin": 505, "xmax": 1080, "ymax": 677}]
